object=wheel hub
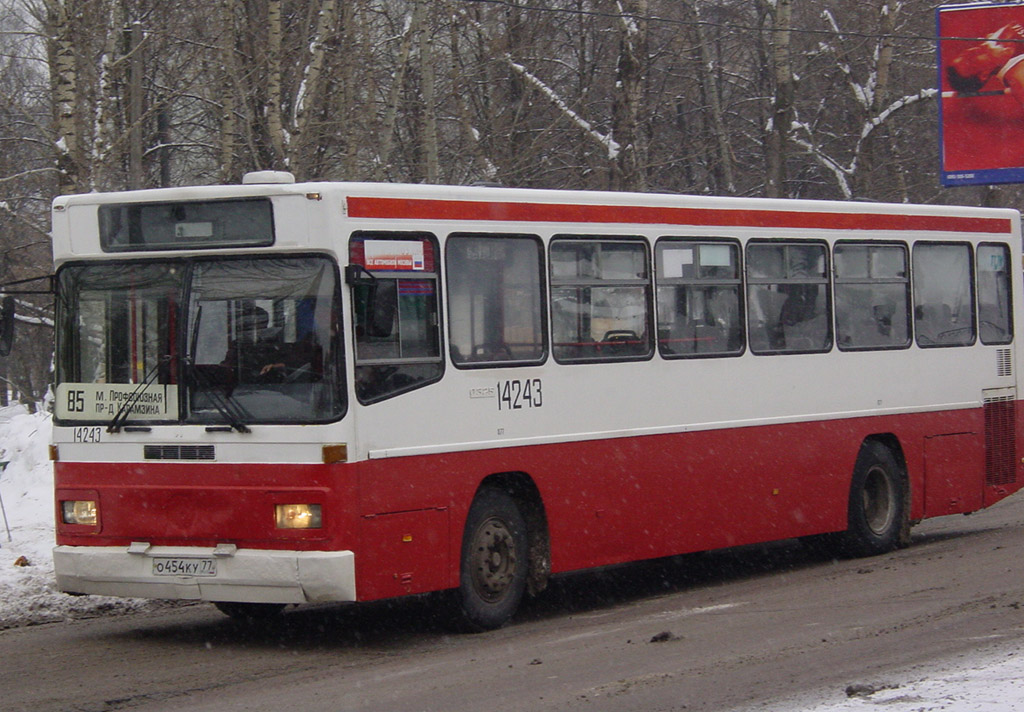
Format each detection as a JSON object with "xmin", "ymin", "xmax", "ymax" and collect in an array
[
  {"xmin": 863, "ymin": 464, "xmax": 895, "ymax": 536},
  {"xmin": 471, "ymin": 517, "xmax": 518, "ymax": 601}
]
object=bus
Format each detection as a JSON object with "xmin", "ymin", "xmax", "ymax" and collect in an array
[{"xmin": 44, "ymin": 172, "xmax": 1023, "ymax": 631}]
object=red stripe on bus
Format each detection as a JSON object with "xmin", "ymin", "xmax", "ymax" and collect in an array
[
  {"xmin": 54, "ymin": 403, "xmax": 1024, "ymax": 602},
  {"xmin": 347, "ymin": 197, "xmax": 1013, "ymax": 234}
]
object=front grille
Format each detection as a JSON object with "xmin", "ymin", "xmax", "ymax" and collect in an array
[{"xmin": 144, "ymin": 445, "xmax": 216, "ymax": 461}]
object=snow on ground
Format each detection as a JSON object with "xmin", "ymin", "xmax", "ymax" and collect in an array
[
  {"xmin": 736, "ymin": 644, "xmax": 1024, "ymax": 711},
  {"xmin": 0, "ymin": 404, "xmax": 160, "ymax": 628},
  {"xmin": 0, "ymin": 405, "xmax": 1021, "ymax": 709}
]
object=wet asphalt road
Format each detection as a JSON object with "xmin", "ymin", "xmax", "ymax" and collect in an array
[{"xmin": 2, "ymin": 494, "xmax": 1023, "ymax": 712}]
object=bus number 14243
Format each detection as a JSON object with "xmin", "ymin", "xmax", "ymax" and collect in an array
[{"xmin": 498, "ymin": 379, "xmax": 542, "ymax": 410}]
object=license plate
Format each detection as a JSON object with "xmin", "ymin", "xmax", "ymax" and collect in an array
[{"xmin": 152, "ymin": 557, "xmax": 218, "ymax": 577}]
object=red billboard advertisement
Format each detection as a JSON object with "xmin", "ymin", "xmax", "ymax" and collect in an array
[{"xmin": 938, "ymin": 2, "xmax": 1024, "ymax": 186}]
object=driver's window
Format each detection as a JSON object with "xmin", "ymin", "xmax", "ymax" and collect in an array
[{"xmin": 349, "ymin": 232, "xmax": 443, "ymax": 403}]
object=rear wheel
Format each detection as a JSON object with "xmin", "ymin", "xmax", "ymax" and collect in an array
[
  {"xmin": 839, "ymin": 441, "xmax": 907, "ymax": 557},
  {"xmin": 455, "ymin": 488, "xmax": 529, "ymax": 632}
]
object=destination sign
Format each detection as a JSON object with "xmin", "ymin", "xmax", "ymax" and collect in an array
[{"xmin": 55, "ymin": 383, "xmax": 179, "ymax": 421}]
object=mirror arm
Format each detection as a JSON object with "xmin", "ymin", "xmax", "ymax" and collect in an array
[{"xmin": 344, "ymin": 264, "xmax": 376, "ymax": 286}]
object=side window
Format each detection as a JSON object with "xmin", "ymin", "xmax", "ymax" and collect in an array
[
  {"xmin": 349, "ymin": 232, "xmax": 443, "ymax": 403},
  {"xmin": 655, "ymin": 239, "xmax": 743, "ymax": 357},
  {"xmin": 746, "ymin": 241, "xmax": 831, "ymax": 354},
  {"xmin": 550, "ymin": 237, "xmax": 652, "ymax": 363},
  {"xmin": 447, "ymin": 234, "xmax": 546, "ymax": 367},
  {"xmin": 834, "ymin": 243, "xmax": 911, "ymax": 351},
  {"xmin": 913, "ymin": 242, "xmax": 975, "ymax": 348},
  {"xmin": 977, "ymin": 243, "xmax": 1013, "ymax": 345}
]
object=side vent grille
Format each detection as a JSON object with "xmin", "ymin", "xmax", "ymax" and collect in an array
[
  {"xmin": 144, "ymin": 445, "xmax": 216, "ymax": 461},
  {"xmin": 997, "ymin": 348, "xmax": 1013, "ymax": 377},
  {"xmin": 983, "ymin": 392, "xmax": 1016, "ymax": 487}
]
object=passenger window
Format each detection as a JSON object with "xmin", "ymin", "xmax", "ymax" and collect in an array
[
  {"xmin": 655, "ymin": 239, "xmax": 743, "ymax": 357},
  {"xmin": 550, "ymin": 238, "xmax": 652, "ymax": 363},
  {"xmin": 913, "ymin": 242, "xmax": 975, "ymax": 348},
  {"xmin": 447, "ymin": 234, "xmax": 546, "ymax": 367},
  {"xmin": 349, "ymin": 232, "xmax": 443, "ymax": 403},
  {"xmin": 834, "ymin": 243, "xmax": 911, "ymax": 351},
  {"xmin": 977, "ymin": 243, "xmax": 1013, "ymax": 345},
  {"xmin": 746, "ymin": 241, "xmax": 831, "ymax": 354}
]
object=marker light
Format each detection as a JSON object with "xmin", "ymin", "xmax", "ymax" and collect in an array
[
  {"xmin": 275, "ymin": 504, "xmax": 322, "ymax": 529},
  {"xmin": 322, "ymin": 443, "xmax": 347, "ymax": 464},
  {"xmin": 62, "ymin": 500, "xmax": 97, "ymax": 526}
]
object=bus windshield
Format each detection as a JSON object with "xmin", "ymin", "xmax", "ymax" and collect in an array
[{"xmin": 56, "ymin": 255, "xmax": 344, "ymax": 426}]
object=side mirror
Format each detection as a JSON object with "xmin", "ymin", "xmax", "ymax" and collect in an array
[
  {"xmin": 0, "ymin": 296, "xmax": 14, "ymax": 357},
  {"xmin": 346, "ymin": 265, "xmax": 396, "ymax": 338}
]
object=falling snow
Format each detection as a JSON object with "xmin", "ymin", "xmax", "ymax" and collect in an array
[{"xmin": 0, "ymin": 407, "xmax": 1021, "ymax": 710}]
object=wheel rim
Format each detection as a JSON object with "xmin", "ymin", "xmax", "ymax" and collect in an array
[
  {"xmin": 469, "ymin": 515, "xmax": 518, "ymax": 603},
  {"xmin": 862, "ymin": 464, "xmax": 896, "ymax": 536}
]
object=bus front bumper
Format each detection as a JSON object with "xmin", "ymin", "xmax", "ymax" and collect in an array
[{"xmin": 53, "ymin": 545, "xmax": 356, "ymax": 604}]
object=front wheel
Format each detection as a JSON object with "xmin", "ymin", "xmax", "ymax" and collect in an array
[
  {"xmin": 454, "ymin": 488, "xmax": 529, "ymax": 632},
  {"xmin": 839, "ymin": 441, "xmax": 907, "ymax": 557},
  {"xmin": 213, "ymin": 601, "xmax": 285, "ymax": 623}
]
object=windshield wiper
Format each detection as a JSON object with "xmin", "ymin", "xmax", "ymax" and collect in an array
[
  {"xmin": 183, "ymin": 357, "xmax": 252, "ymax": 433},
  {"xmin": 107, "ymin": 358, "xmax": 169, "ymax": 433},
  {"xmin": 184, "ymin": 304, "xmax": 251, "ymax": 433}
]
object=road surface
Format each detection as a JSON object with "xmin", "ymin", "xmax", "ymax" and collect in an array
[{"xmin": 2, "ymin": 495, "xmax": 1023, "ymax": 712}]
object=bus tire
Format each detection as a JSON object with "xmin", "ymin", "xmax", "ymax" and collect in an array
[
  {"xmin": 455, "ymin": 487, "xmax": 529, "ymax": 632},
  {"xmin": 214, "ymin": 601, "xmax": 285, "ymax": 623},
  {"xmin": 839, "ymin": 440, "xmax": 906, "ymax": 558}
]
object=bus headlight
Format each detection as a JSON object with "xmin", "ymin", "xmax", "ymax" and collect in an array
[
  {"xmin": 61, "ymin": 500, "xmax": 98, "ymax": 526},
  {"xmin": 275, "ymin": 504, "xmax": 322, "ymax": 529}
]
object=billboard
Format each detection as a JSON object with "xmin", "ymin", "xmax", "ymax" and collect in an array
[{"xmin": 938, "ymin": 2, "xmax": 1024, "ymax": 187}]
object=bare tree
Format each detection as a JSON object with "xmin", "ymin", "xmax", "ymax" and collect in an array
[
  {"xmin": 3, "ymin": 0, "xmax": 1024, "ymax": 406},
  {"xmin": 0, "ymin": 2, "xmax": 56, "ymax": 406},
  {"xmin": 764, "ymin": 0, "xmax": 794, "ymax": 199},
  {"xmin": 610, "ymin": 0, "xmax": 649, "ymax": 191}
]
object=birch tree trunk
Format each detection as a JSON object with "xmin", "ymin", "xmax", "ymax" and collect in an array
[
  {"xmin": 91, "ymin": 2, "xmax": 121, "ymax": 191},
  {"xmin": 376, "ymin": 1, "xmax": 422, "ymax": 181},
  {"xmin": 858, "ymin": 0, "xmax": 908, "ymax": 200},
  {"xmin": 337, "ymin": 0, "xmax": 359, "ymax": 178},
  {"xmin": 290, "ymin": 0, "xmax": 337, "ymax": 177},
  {"xmin": 448, "ymin": 3, "xmax": 494, "ymax": 182},
  {"xmin": 217, "ymin": 0, "xmax": 239, "ymax": 182},
  {"xmin": 265, "ymin": 0, "xmax": 286, "ymax": 168},
  {"xmin": 765, "ymin": 0, "xmax": 794, "ymax": 199},
  {"xmin": 610, "ymin": 0, "xmax": 647, "ymax": 191},
  {"xmin": 419, "ymin": 3, "xmax": 438, "ymax": 184},
  {"xmin": 127, "ymin": 20, "xmax": 144, "ymax": 189},
  {"xmin": 46, "ymin": 0, "xmax": 82, "ymax": 194},
  {"xmin": 690, "ymin": 1, "xmax": 736, "ymax": 194}
]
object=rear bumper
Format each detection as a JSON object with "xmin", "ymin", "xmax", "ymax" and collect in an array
[{"xmin": 53, "ymin": 545, "xmax": 356, "ymax": 604}]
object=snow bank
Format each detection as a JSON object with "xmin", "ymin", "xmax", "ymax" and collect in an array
[
  {"xmin": 743, "ymin": 645, "xmax": 1024, "ymax": 712},
  {"xmin": 0, "ymin": 405, "xmax": 158, "ymax": 628}
]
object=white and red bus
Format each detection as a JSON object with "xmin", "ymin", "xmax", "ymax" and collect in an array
[{"xmin": 45, "ymin": 173, "xmax": 1023, "ymax": 630}]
